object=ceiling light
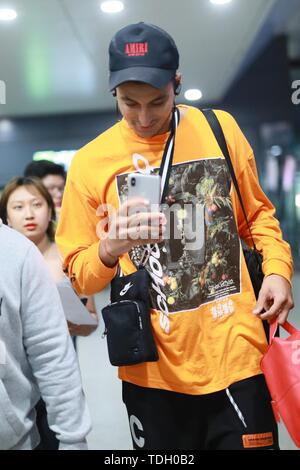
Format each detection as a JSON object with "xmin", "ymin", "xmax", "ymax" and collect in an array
[
  {"xmin": 0, "ymin": 8, "xmax": 17, "ymax": 21},
  {"xmin": 210, "ymin": 0, "xmax": 232, "ymax": 5},
  {"xmin": 270, "ymin": 145, "xmax": 282, "ymax": 157},
  {"xmin": 184, "ymin": 89, "xmax": 203, "ymax": 101},
  {"xmin": 0, "ymin": 119, "xmax": 14, "ymax": 133},
  {"xmin": 100, "ymin": 1, "xmax": 124, "ymax": 13}
]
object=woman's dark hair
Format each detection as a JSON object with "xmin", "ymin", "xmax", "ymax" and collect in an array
[{"xmin": 0, "ymin": 176, "xmax": 56, "ymax": 241}]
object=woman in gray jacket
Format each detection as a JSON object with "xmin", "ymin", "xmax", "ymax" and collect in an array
[{"xmin": 0, "ymin": 219, "xmax": 91, "ymax": 450}]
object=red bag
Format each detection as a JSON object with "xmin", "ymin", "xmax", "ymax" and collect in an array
[{"xmin": 260, "ymin": 321, "xmax": 300, "ymax": 448}]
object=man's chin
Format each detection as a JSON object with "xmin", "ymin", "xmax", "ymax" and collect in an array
[{"xmin": 135, "ymin": 128, "xmax": 156, "ymax": 138}]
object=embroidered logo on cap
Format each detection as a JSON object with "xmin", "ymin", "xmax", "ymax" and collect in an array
[{"xmin": 125, "ymin": 42, "xmax": 149, "ymax": 57}]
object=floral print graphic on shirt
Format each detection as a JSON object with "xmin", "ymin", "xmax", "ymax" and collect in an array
[{"xmin": 117, "ymin": 157, "xmax": 241, "ymax": 312}]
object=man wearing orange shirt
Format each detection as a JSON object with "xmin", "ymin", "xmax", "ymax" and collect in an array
[{"xmin": 56, "ymin": 23, "xmax": 294, "ymax": 450}]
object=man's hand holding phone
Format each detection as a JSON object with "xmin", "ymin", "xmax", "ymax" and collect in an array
[{"xmin": 99, "ymin": 197, "xmax": 166, "ymax": 268}]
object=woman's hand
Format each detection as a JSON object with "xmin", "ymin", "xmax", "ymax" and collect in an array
[{"xmin": 68, "ymin": 313, "xmax": 98, "ymax": 337}]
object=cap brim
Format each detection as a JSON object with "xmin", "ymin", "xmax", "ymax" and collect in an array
[{"xmin": 109, "ymin": 67, "xmax": 175, "ymax": 91}]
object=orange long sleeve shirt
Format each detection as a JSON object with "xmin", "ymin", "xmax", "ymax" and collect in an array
[{"xmin": 56, "ymin": 106, "xmax": 293, "ymax": 394}]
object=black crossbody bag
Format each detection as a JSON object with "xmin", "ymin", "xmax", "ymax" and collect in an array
[{"xmin": 101, "ymin": 108, "xmax": 180, "ymax": 366}]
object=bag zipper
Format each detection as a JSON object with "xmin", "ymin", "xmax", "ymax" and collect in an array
[
  {"xmin": 102, "ymin": 300, "xmax": 143, "ymax": 339},
  {"xmin": 101, "ymin": 328, "xmax": 107, "ymax": 339}
]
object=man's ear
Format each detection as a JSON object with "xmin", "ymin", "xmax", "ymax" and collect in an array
[
  {"xmin": 174, "ymin": 72, "xmax": 182, "ymax": 95},
  {"xmin": 174, "ymin": 83, "xmax": 182, "ymax": 95},
  {"xmin": 112, "ymin": 89, "xmax": 117, "ymax": 97}
]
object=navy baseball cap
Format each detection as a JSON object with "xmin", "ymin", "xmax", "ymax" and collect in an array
[{"xmin": 109, "ymin": 22, "xmax": 179, "ymax": 91}]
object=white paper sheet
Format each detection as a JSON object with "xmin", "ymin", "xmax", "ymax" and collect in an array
[{"xmin": 56, "ymin": 277, "xmax": 98, "ymax": 325}]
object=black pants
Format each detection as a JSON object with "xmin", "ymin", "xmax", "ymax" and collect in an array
[
  {"xmin": 122, "ymin": 374, "xmax": 279, "ymax": 450},
  {"xmin": 35, "ymin": 337, "xmax": 77, "ymax": 450},
  {"xmin": 35, "ymin": 399, "xmax": 59, "ymax": 450}
]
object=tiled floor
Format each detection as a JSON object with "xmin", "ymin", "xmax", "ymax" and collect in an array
[{"xmin": 77, "ymin": 274, "xmax": 300, "ymax": 450}]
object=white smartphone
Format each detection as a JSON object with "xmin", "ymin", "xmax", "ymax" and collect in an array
[{"xmin": 127, "ymin": 173, "xmax": 161, "ymax": 208}]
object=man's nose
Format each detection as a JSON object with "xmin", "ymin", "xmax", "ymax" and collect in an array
[
  {"xmin": 51, "ymin": 187, "xmax": 64, "ymax": 195},
  {"xmin": 138, "ymin": 108, "xmax": 152, "ymax": 127}
]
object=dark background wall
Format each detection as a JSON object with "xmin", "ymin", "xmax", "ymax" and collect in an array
[
  {"xmin": 0, "ymin": 111, "xmax": 116, "ymax": 187},
  {"xmin": 219, "ymin": 35, "xmax": 297, "ymax": 174}
]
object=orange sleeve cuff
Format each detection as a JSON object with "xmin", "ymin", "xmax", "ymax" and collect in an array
[
  {"xmin": 263, "ymin": 259, "xmax": 293, "ymax": 286},
  {"xmin": 87, "ymin": 241, "xmax": 118, "ymax": 282},
  {"xmin": 71, "ymin": 241, "xmax": 118, "ymax": 295}
]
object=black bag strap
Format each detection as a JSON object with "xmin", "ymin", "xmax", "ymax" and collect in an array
[
  {"xmin": 159, "ymin": 107, "xmax": 180, "ymax": 203},
  {"xmin": 201, "ymin": 108, "xmax": 258, "ymax": 252}
]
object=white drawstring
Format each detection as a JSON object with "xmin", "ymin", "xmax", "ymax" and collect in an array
[{"xmin": 226, "ymin": 388, "xmax": 247, "ymax": 429}]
